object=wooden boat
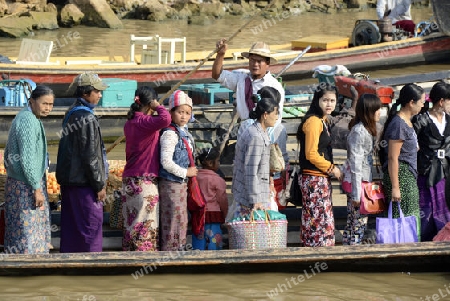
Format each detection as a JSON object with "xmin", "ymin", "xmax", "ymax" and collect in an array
[
  {"xmin": 1, "ymin": 76, "xmax": 450, "ymax": 276},
  {"xmin": 0, "ymin": 69, "xmax": 448, "ymax": 144},
  {"xmin": 1, "ymin": 31, "xmax": 449, "ymax": 98},
  {"xmin": 0, "ymin": 242, "xmax": 449, "ymax": 276},
  {"xmin": 431, "ymin": 0, "xmax": 450, "ymax": 36}
]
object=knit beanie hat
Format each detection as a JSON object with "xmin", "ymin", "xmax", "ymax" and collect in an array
[{"xmin": 169, "ymin": 90, "xmax": 193, "ymax": 110}]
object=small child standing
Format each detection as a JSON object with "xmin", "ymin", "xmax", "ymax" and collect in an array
[
  {"xmin": 193, "ymin": 147, "xmax": 228, "ymax": 250},
  {"xmin": 159, "ymin": 90, "xmax": 198, "ymax": 251}
]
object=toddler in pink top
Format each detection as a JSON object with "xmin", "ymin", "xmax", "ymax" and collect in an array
[{"xmin": 193, "ymin": 147, "xmax": 228, "ymax": 250}]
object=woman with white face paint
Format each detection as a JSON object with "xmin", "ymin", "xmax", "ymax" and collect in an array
[
  {"xmin": 412, "ymin": 82, "xmax": 450, "ymax": 241},
  {"xmin": 296, "ymin": 83, "xmax": 342, "ymax": 247}
]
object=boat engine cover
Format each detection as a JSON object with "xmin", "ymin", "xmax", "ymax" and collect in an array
[
  {"xmin": 334, "ymin": 76, "xmax": 394, "ymax": 105},
  {"xmin": 351, "ymin": 20, "xmax": 381, "ymax": 46}
]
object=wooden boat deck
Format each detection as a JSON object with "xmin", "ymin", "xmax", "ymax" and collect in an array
[{"xmin": 0, "ymin": 242, "xmax": 449, "ymax": 276}]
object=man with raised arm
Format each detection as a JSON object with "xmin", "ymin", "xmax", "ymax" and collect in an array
[{"xmin": 212, "ymin": 39, "xmax": 285, "ymax": 137}]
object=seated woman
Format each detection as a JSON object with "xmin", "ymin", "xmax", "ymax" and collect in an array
[{"xmin": 376, "ymin": 0, "xmax": 415, "ymax": 35}]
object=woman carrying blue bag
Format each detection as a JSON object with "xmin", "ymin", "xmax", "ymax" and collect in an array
[{"xmin": 379, "ymin": 83, "xmax": 425, "ymax": 242}]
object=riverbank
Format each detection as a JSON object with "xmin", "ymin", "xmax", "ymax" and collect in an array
[{"xmin": 0, "ymin": 0, "xmax": 432, "ymax": 38}]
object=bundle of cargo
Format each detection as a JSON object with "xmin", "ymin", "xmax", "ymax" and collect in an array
[
  {"xmin": 0, "ymin": 153, "xmax": 4, "ymax": 245},
  {"xmin": 105, "ymin": 160, "xmax": 125, "ymax": 212},
  {"xmin": 0, "ymin": 170, "xmax": 5, "ymax": 204},
  {"xmin": 0, "ymin": 151, "xmax": 5, "ymax": 204},
  {"xmin": 46, "ymin": 172, "xmax": 61, "ymax": 208}
]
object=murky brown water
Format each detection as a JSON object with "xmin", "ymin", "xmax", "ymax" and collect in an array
[
  {"xmin": 0, "ymin": 272, "xmax": 449, "ymax": 300},
  {"xmin": 2, "ymin": 5, "xmax": 450, "ymax": 299},
  {"xmin": 0, "ymin": 6, "xmax": 436, "ymax": 58}
]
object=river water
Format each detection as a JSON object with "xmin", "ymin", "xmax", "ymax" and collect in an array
[
  {"xmin": 0, "ymin": 272, "xmax": 449, "ymax": 300},
  {"xmin": 0, "ymin": 5, "xmax": 438, "ymax": 59},
  {"xmin": 1, "ymin": 5, "xmax": 450, "ymax": 300}
]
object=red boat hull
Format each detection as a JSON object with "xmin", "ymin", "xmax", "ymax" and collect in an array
[{"xmin": 1, "ymin": 33, "xmax": 449, "ymax": 97}]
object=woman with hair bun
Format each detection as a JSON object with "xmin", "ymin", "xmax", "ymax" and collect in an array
[
  {"xmin": 4, "ymin": 85, "xmax": 54, "ymax": 254},
  {"xmin": 227, "ymin": 97, "xmax": 279, "ymax": 220},
  {"xmin": 122, "ymin": 86, "xmax": 171, "ymax": 251},
  {"xmin": 380, "ymin": 83, "xmax": 425, "ymax": 242}
]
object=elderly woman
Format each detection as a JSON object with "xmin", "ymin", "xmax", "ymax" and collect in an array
[{"xmin": 4, "ymin": 85, "xmax": 54, "ymax": 254}]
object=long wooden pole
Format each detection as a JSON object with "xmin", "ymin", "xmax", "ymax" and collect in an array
[
  {"xmin": 106, "ymin": 6, "xmax": 273, "ymax": 154},
  {"xmin": 218, "ymin": 45, "xmax": 312, "ymax": 156}
]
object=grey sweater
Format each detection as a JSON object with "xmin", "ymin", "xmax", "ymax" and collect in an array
[
  {"xmin": 232, "ymin": 122, "xmax": 271, "ymax": 207},
  {"xmin": 346, "ymin": 122, "xmax": 374, "ymax": 202}
]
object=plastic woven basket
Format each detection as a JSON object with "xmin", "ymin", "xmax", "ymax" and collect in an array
[{"xmin": 226, "ymin": 211, "xmax": 287, "ymax": 250}]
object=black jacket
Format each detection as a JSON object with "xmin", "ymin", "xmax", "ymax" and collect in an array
[
  {"xmin": 56, "ymin": 100, "xmax": 107, "ymax": 193},
  {"xmin": 413, "ymin": 112, "xmax": 450, "ymax": 187}
]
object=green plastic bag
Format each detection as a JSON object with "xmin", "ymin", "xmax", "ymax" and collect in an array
[{"xmin": 229, "ymin": 209, "xmax": 286, "ymax": 222}]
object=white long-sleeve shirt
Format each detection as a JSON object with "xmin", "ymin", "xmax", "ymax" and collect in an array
[
  {"xmin": 217, "ymin": 70, "xmax": 284, "ymax": 122},
  {"xmin": 217, "ymin": 69, "xmax": 285, "ymax": 141},
  {"xmin": 376, "ymin": 0, "xmax": 412, "ymax": 23}
]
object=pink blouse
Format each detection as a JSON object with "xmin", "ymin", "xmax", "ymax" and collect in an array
[
  {"xmin": 197, "ymin": 169, "xmax": 228, "ymax": 221},
  {"xmin": 122, "ymin": 106, "xmax": 171, "ymax": 178}
]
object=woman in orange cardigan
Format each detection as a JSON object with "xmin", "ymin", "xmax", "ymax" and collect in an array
[{"xmin": 296, "ymin": 83, "xmax": 342, "ymax": 247}]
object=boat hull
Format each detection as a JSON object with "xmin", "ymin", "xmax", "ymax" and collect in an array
[
  {"xmin": 1, "ymin": 33, "xmax": 450, "ymax": 97},
  {"xmin": 0, "ymin": 242, "xmax": 449, "ymax": 276}
]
